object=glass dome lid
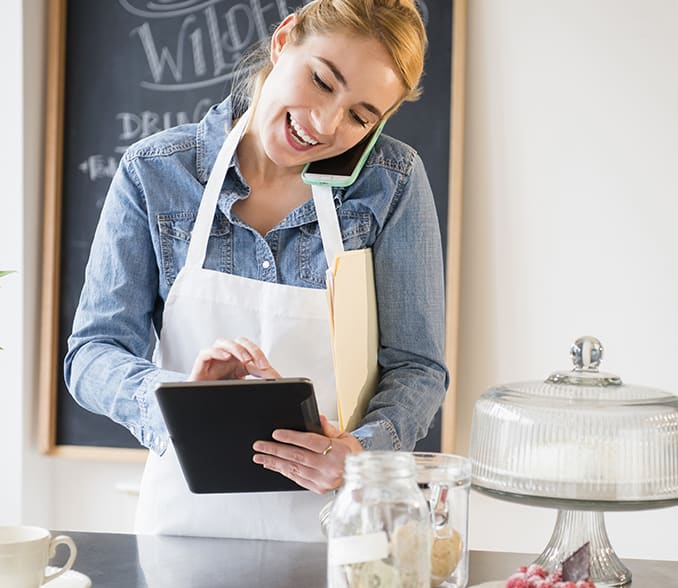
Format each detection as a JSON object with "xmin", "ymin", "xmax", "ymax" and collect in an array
[{"xmin": 469, "ymin": 336, "xmax": 678, "ymax": 508}]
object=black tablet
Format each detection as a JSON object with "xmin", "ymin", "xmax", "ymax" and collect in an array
[{"xmin": 155, "ymin": 378, "xmax": 322, "ymax": 494}]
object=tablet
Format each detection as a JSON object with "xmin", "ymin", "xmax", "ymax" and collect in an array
[{"xmin": 155, "ymin": 378, "xmax": 322, "ymax": 494}]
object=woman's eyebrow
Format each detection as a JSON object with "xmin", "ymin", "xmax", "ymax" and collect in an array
[
  {"xmin": 317, "ymin": 56, "xmax": 347, "ymax": 86},
  {"xmin": 315, "ymin": 56, "xmax": 383, "ymax": 118}
]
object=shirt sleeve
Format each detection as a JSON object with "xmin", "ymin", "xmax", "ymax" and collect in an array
[
  {"xmin": 351, "ymin": 153, "xmax": 449, "ymax": 451},
  {"xmin": 63, "ymin": 154, "xmax": 181, "ymax": 455}
]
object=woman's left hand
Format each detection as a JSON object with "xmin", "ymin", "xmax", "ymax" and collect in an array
[{"xmin": 252, "ymin": 415, "xmax": 363, "ymax": 494}]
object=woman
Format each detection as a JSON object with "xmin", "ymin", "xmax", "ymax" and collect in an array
[{"xmin": 65, "ymin": 0, "xmax": 448, "ymax": 541}]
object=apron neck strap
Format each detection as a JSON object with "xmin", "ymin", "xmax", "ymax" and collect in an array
[
  {"xmin": 311, "ymin": 184, "xmax": 345, "ymax": 269},
  {"xmin": 186, "ymin": 111, "xmax": 250, "ymax": 268},
  {"xmin": 186, "ymin": 109, "xmax": 344, "ymax": 272}
]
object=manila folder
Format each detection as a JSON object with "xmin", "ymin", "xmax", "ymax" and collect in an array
[{"xmin": 330, "ymin": 248, "xmax": 379, "ymax": 432}]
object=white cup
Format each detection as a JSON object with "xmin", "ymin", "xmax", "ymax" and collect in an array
[{"xmin": 0, "ymin": 526, "xmax": 77, "ymax": 587}]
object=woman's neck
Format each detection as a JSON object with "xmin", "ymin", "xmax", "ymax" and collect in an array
[{"xmin": 236, "ymin": 132, "xmax": 303, "ymax": 188}]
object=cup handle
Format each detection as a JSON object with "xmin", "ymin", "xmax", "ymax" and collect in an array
[{"xmin": 43, "ymin": 535, "xmax": 77, "ymax": 585}]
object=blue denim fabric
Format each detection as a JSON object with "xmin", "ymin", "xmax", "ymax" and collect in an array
[{"xmin": 64, "ymin": 97, "xmax": 448, "ymax": 455}]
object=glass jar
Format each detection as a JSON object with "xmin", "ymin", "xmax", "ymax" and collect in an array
[
  {"xmin": 414, "ymin": 453, "xmax": 471, "ymax": 588},
  {"xmin": 327, "ymin": 452, "xmax": 431, "ymax": 588}
]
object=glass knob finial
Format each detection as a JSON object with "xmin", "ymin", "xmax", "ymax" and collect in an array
[
  {"xmin": 570, "ymin": 336, "xmax": 603, "ymax": 370},
  {"xmin": 547, "ymin": 336, "xmax": 621, "ymax": 386}
]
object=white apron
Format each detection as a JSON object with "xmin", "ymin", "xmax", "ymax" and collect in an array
[{"xmin": 135, "ymin": 112, "xmax": 341, "ymax": 542}]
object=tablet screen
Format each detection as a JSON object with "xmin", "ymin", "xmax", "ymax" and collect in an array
[{"xmin": 155, "ymin": 378, "xmax": 321, "ymax": 493}]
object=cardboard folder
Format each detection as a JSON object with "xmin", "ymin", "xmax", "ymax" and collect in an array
[{"xmin": 326, "ymin": 248, "xmax": 379, "ymax": 432}]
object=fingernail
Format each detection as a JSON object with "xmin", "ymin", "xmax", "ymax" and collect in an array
[
  {"xmin": 252, "ymin": 442, "xmax": 262, "ymax": 451},
  {"xmin": 256, "ymin": 358, "xmax": 268, "ymax": 369}
]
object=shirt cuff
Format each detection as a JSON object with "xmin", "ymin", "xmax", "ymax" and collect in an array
[
  {"xmin": 351, "ymin": 419, "xmax": 402, "ymax": 451},
  {"xmin": 132, "ymin": 368, "xmax": 186, "ymax": 455}
]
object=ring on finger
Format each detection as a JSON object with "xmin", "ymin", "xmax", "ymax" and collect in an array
[{"xmin": 322, "ymin": 440, "xmax": 333, "ymax": 456}]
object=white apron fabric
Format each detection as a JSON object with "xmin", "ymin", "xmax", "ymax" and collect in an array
[{"xmin": 135, "ymin": 112, "xmax": 341, "ymax": 541}]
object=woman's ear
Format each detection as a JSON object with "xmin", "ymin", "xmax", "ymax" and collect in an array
[{"xmin": 270, "ymin": 14, "xmax": 298, "ymax": 64}]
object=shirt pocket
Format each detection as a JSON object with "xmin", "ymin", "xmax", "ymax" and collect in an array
[
  {"xmin": 157, "ymin": 211, "xmax": 232, "ymax": 288},
  {"xmin": 298, "ymin": 210, "xmax": 373, "ymax": 288}
]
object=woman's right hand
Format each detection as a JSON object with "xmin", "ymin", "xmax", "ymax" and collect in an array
[{"xmin": 188, "ymin": 337, "xmax": 281, "ymax": 381}]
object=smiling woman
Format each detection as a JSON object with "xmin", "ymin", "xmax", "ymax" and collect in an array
[
  {"xmin": 62, "ymin": 0, "xmax": 451, "ymax": 541},
  {"xmin": 39, "ymin": 0, "xmax": 465, "ymax": 537},
  {"xmin": 231, "ymin": 22, "xmax": 407, "ymax": 234}
]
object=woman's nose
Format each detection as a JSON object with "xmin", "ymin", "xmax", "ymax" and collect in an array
[{"xmin": 311, "ymin": 107, "xmax": 343, "ymax": 137}]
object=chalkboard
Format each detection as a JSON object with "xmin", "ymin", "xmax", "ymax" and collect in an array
[{"xmin": 39, "ymin": 0, "xmax": 464, "ymax": 459}]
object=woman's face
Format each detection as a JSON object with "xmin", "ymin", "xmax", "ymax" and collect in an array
[{"xmin": 251, "ymin": 16, "xmax": 405, "ymax": 170}]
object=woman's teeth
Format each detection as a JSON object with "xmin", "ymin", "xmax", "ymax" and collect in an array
[{"xmin": 288, "ymin": 114, "xmax": 318, "ymax": 146}]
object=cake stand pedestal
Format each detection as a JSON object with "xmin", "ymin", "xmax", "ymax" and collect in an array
[
  {"xmin": 535, "ymin": 510, "xmax": 629, "ymax": 587},
  {"xmin": 473, "ymin": 487, "xmax": 678, "ymax": 587}
]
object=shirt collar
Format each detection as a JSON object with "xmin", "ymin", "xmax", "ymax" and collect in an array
[{"xmin": 195, "ymin": 95, "xmax": 237, "ymax": 185}]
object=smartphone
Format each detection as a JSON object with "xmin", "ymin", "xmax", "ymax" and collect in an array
[{"xmin": 301, "ymin": 120, "xmax": 386, "ymax": 187}]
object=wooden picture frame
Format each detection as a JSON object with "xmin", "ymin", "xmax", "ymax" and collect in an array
[{"xmin": 38, "ymin": 0, "xmax": 467, "ymax": 460}]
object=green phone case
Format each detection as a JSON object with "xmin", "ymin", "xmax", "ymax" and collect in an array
[{"xmin": 301, "ymin": 120, "xmax": 386, "ymax": 187}]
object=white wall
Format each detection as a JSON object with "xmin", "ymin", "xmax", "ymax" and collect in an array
[
  {"xmin": 0, "ymin": 0, "xmax": 25, "ymax": 527},
  {"xmin": 3, "ymin": 0, "xmax": 677, "ymax": 561},
  {"xmin": 459, "ymin": 0, "xmax": 678, "ymax": 561}
]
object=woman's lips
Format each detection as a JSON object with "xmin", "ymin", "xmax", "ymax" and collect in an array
[{"xmin": 286, "ymin": 113, "xmax": 318, "ymax": 151}]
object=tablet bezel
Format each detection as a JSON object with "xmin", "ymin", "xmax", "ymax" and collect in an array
[{"xmin": 155, "ymin": 378, "xmax": 322, "ymax": 493}]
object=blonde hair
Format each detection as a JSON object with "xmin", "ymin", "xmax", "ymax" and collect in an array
[{"xmin": 232, "ymin": 0, "xmax": 427, "ymax": 117}]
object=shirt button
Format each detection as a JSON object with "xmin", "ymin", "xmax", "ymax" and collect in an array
[{"xmin": 262, "ymin": 260, "xmax": 270, "ymax": 269}]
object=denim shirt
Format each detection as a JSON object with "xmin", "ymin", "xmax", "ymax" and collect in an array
[{"xmin": 64, "ymin": 97, "xmax": 448, "ymax": 455}]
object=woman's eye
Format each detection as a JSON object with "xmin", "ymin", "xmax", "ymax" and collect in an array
[
  {"xmin": 312, "ymin": 72, "xmax": 332, "ymax": 92},
  {"xmin": 351, "ymin": 112, "xmax": 368, "ymax": 127}
]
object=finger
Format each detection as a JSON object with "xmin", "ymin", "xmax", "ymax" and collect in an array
[
  {"xmin": 255, "ymin": 437, "xmax": 345, "ymax": 486},
  {"xmin": 212, "ymin": 338, "xmax": 281, "ymax": 378},
  {"xmin": 253, "ymin": 438, "xmax": 345, "ymax": 493},
  {"xmin": 320, "ymin": 415, "xmax": 364, "ymax": 454},
  {"xmin": 197, "ymin": 347, "xmax": 230, "ymax": 363},
  {"xmin": 252, "ymin": 445, "xmax": 340, "ymax": 494},
  {"xmin": 320, "ymin": 415, "xmax": 342, "ymax": 438},
  {"xmin": 189, "ymin": 347, "xmax": 237, "ymax": 380},
  {"xmin": 253, "ymin": 454, "xmax": 326, "ymax": 494},
  {"xmin": 234, "ymin": 337, "xmax": 276, "ymax": 372},
  {"xmin": 245, "ymin": 361, "xmax": 282, "ymax": 379},
  {"xmin": 254, "ymin": 439, "xmax": 319, "ymax": 469},
  {"xmin": 212, "ymin": 338, "xmax": 256, "ymax": 366},
  {"xmin": 271, "ymin": 429, "xmax": 331, "ymax": 455}
]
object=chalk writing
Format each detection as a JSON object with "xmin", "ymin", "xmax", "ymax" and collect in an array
[
  {"xmin": 123, "ymin": 0, "xmax": 293, "ymax": 91},
  {"xmin": 79, "ymin": 0, "xmax": 429, "ymax": 181},
  {"xmin": 78, "ymin": 156, "xmax": 118, "ymax": 181},
  {"xmin": 79, "ymin": 98, "xmax": 214, "ymax": 179},
  {"xmin": 120, "ymin": 0, "xmax": 292, "ymax": 20},
  {"xmin": 122, "ymin": 0, "xmax": 427, "ymax": 92},
  {"xmin": 116, "ymin": 97, "xmax": 214, "ymax": 148}
]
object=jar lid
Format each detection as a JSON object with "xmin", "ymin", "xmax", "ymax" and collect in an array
[{"xmin": 469, "ymin": 336, "xmax": 678, "ymax": 506}]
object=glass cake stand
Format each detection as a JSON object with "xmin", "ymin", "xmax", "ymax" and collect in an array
[
  {"xmin": 472, "ymin": 487, "xmax": 678, "ymax": 586},
  {"xmin": 469, "ymin": 337, "xmax": 678, "ymax": 587}
]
